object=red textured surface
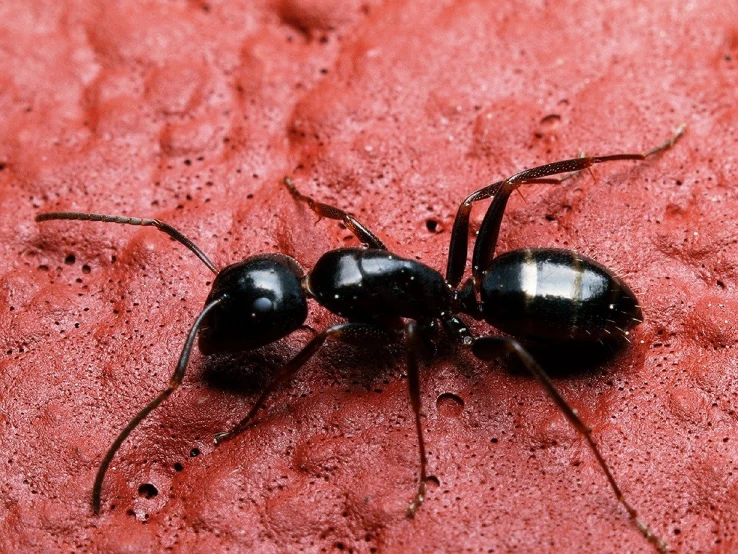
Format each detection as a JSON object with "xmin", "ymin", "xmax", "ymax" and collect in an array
[{"xmin": 1, "ymin": 1, "xmax": 737, "ymax": 552}]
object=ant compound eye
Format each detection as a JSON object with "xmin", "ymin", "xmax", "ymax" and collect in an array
[{"xmin": 252, "ymin": 296, "xmax": 274, "ymax": 314}]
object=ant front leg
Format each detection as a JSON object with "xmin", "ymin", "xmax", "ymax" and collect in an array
[
  {"xmin": 283, "ymin": 177, "xmax": 387, "ymax": 249},
  {"xmin": 472, "ymin": 336, "xmax": 668, "ymax": 553},
  {"xmin": 213, "ymin": 323, "xmax": 396, "ymax": 444},
  {"xmin": 445, "ymin": 125, "xmax": 686, "ymax": 288},
  {"xmin": 214, "ymin": 319, "xmax": 432, "ymax": 520}
]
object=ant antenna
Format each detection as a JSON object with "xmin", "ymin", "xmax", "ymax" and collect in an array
[
  {"xmin": 92, "ymin": 297, "xmax": 223, "ymax": 514},
  {"xmin": 35, "ymin": 212, "xmax": 219, "ymax": 274}
]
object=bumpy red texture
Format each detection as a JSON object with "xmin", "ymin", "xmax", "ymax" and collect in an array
[{"xmin": 2, "ymin": 1, "xmax": 738, "ymax": 552}]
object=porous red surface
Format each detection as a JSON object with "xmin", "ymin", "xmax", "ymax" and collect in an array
[{"xmin": 1, "ymin": 1, "xmax": 737, "ymax": 552}]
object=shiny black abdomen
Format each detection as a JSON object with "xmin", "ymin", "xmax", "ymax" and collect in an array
[
  {"xmin": 479, "ymin": 248, "xmax": 642, "ymax": 342},
  {"xmin": 199, "ymin": 254, "xmax": 308, "ymax": 354},
  {"xmin": 308, "ymin": 248, "xmax": 451, "ymax": 323}
]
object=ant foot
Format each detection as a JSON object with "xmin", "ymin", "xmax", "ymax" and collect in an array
[
  {"xmin": 406, "ymin": 492, "xmax": 425, "ymax": 518},
  {"xmin": 213, "ymin": 431, "xmax": 232, "ymax": 445}
]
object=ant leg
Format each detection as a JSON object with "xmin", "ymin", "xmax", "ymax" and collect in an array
[
  {"xmin": 283, "ymin": 177, "xmax": 387, "ymax": 249},
  {"xmin": 92, "ymin": 297, "xmax": 223, "ymax": 514},
  {"xmin": 36, "ymin": 212, "xmax": 218, "ymax": 274},
  {"xmin": 213, "ymin": 322, "xmax": 395, "ymax": 445},
  {"xmin": 472, "ymin": 335, "xmax": 668, "ymax": 553},
  {"xmin": 405, "ymin": 320, "xmax": 429, "ymax": 517},
  {"xmin": 445, "ymin": 124, "xmax": 686, "ymax": 288},
  {"xmin": 445, "ymin": 175, "xmax": 575, "ymax": 289}
]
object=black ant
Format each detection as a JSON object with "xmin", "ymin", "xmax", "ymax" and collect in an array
[{"xmin": 35, "ymin": 124, "xmax": 684, "ymax": 552}]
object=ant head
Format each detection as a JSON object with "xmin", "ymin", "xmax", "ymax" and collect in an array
[{"xmin": 198, "ymin": 254, "xmax": 308, "ymax": 355}]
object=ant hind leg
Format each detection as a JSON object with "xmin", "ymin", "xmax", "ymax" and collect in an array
[
  {"xmin": 471, "ymin": 335, "xmax": 668, "ymax": 553},
  {"xmin": 445, "ymin": 125, "xmax": 686, "ymax": 288}
]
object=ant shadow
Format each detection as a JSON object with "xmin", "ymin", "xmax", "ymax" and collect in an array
[
  {"xmin": 502, "ymin": 338, "xmax": 633, "ymax": 379},
  {"xmin": 200, "ymin": 326, "xmax": 406, "ymax": 397}
]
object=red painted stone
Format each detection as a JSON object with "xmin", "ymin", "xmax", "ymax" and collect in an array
[{"xmin": 1, "ymin": 1, "xmax": 737, "ymax": 552}]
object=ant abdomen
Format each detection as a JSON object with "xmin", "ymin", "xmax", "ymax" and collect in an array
[
  {"xmin": 199, "ymin": 254, "xmax": 308, "ymax": 355},
  {"xmin": 478, "ymin": 248, "xmax": 642, "ymax": 342}
]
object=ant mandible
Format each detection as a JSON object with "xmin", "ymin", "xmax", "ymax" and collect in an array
[{"xmin": 35, "ymin": 124, "xmax": 684, "ymax": 552}]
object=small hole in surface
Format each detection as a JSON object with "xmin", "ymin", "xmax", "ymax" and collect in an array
[
  {"xmin": 190, "ymin": 448, "xmax": 200, "ymax": 457},
  {"xmin": 436, "ymin": 392, "xmax": 465, "ymax": 417},
  {"xmin": 425, "ymin": 219, "xmax": 439, "ymax": 233},
  {"xmin": 539, "ymin": 113, "xmax": 561, "ymax": 130},
  {"xmin": 138, "ymin": 483, "xmax": 158, "ymax": 499},
  {"xmin": 64, "ymin": 254, "xmax": 76, "ymax": 265},
  {"xmin": 174, "ymin": 462, "xmax": 184, "ymax": 472}
]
